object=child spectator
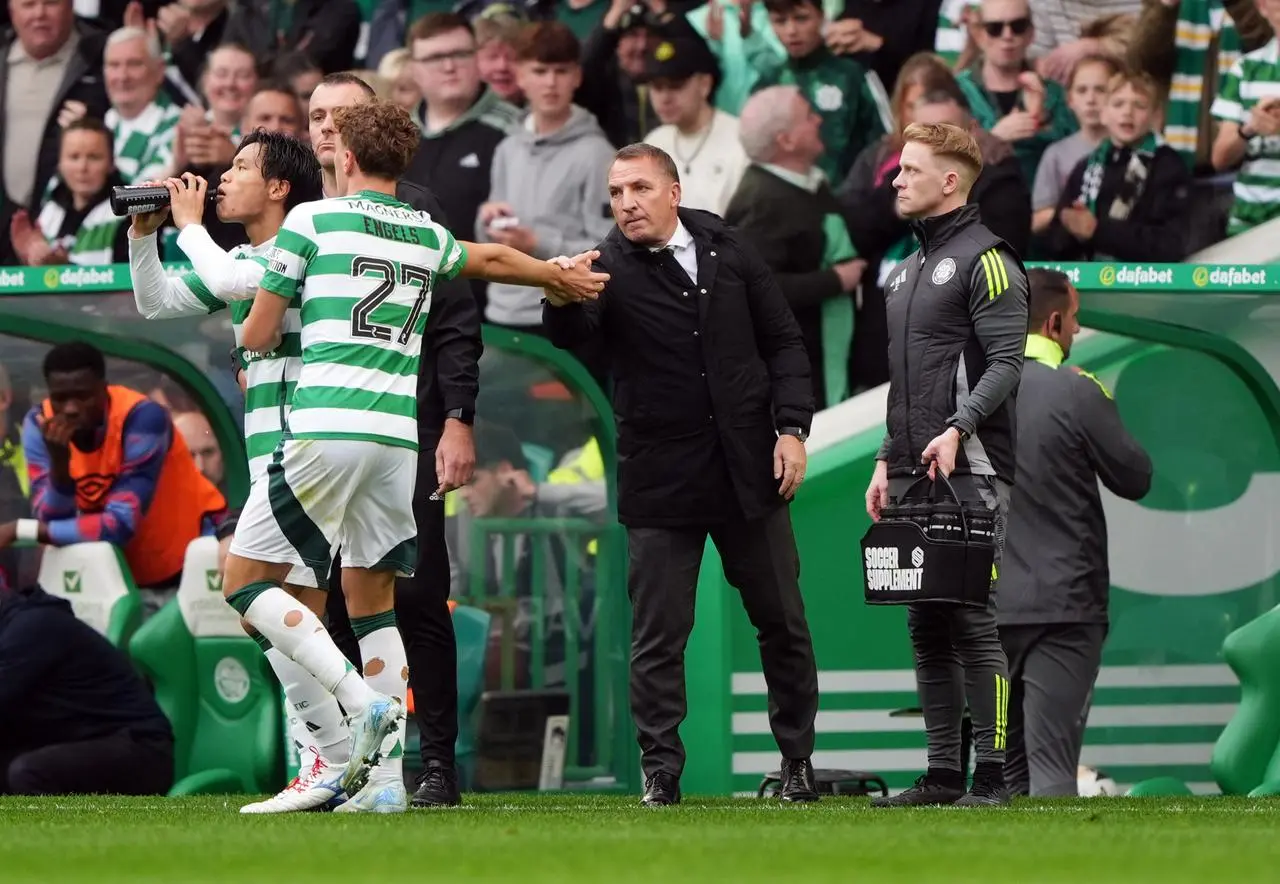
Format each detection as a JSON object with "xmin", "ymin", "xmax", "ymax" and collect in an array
[
  {"xmin": 377, "ymin": 48, "xmax": 425, "ymax": 114},
  {"xmin": 749, "ymin": 0, "xmax": 892, "ymax": 184},
  {"xmin": 1032, "ymin": 53, "xmax": 1120, "ymax": 234},
  {"xmin": 1044, "ymin": 70, "xmax": 1190, "ymax": 261},
  {"xmin": 8, "ymin": 119, "xmax": 128, "ymax": 267},
  {"xmin": 1211, "ymin": 0, "xmax": 1280, "ymax": 236},
  {"xmin": 475, "ymin": 13, "xmax": 526, "ymax": 105},
  {"xmin": 477, "ymin": 22, "xmax": 615, "ymax": 331}
]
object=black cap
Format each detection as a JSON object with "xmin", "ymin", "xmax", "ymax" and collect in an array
[{"xmin": 637, "ymin": 35, "xmax": 721, "ymax": 84}]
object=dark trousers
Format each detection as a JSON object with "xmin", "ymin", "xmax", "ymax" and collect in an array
[
  {"xmin": 889, "ymin": 474, "xmax": 1012, "ymax": 773},
  {"xmin": 326, "ymin": 445, "xmax": 458, "ymax": 767},
  {"xmin": 0, "ymin": 729, "xmax": 173, "ymax": 795},
  {"xmin": 626, "ymin": 506, "xmax": 818, "ymax": 780},
  {"xmin": 1000, "ymin": 622, "xmax": 1107, "ymax": 797}
]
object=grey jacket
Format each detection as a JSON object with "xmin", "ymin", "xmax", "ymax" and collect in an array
[
  {"xmin": 997, "ymin": 335, "xmax": 1153, "ymax": 625},
  {"xmin": 477, "ymin": 106, "xmax": 616, "ymax": 327}
]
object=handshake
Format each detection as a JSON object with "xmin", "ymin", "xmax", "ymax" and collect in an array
[{"xmin": 543, "ymin": 250, "xmax": 609, "ymax": 307}]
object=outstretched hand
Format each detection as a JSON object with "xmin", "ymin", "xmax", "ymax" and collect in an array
[{"xmin": 544, "ymin": 250, "xmax": 609, "ymax": 306}]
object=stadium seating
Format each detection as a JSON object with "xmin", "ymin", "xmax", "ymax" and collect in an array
[
  {"xmin": 128, "ymin": 537, "xmax": 284, "ymax": 796},
  {"xmin": 36, "ymin": 541, "xmax": 143, "ymax": 648},
  {"xmin": 1126, "ymin": 604, "xmax": 1280, "ymax": 797},
  {"xmin": 1211, "ymin": 604, "xmax": 1280, "ymax": 795}
]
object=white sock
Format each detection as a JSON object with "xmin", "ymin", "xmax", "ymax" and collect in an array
[
  {"xmin": 264, "ymin": 647, "xmax": 351, "ymax": 766},
  {"xmin": 237, "ymin": 583, "xmax": 378, "ymax": 716},
  {"xmin": 352, "ymin": 611, "xmax": 409, "ymax": 782}
]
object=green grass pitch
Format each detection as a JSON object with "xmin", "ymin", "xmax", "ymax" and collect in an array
[{"xmin": 2, "ymin": 794, "xmax": 1278, "ymax": 882}]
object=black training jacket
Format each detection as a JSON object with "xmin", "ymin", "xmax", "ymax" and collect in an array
[{"xmin": 877, "ymin": 204, "xmax": 1028, "ymax": 484}]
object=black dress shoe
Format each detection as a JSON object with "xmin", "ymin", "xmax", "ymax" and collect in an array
[
  {"xmin": 641, "ymin": 771, "xmax": 681, "ymax": 806},
  {"xmin": 778, "ymin": 758, "xmax": 820, "ymax": 802},
  {"xmin": 411, "ymin": 760, "xmax": 462, "ymax": 807}
]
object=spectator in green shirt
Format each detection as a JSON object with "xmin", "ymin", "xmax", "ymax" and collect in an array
[{"xmin": 749, "ymin": 0, "xmax": 892, "ymax": 184}]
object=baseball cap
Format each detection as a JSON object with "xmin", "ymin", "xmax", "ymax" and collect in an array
[{"xmin": 637, "ymin": 35, "xmax": 721, "ymax": 85}]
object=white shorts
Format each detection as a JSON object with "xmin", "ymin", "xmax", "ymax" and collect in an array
[{"xmin": 229, "ymin": 438, "xmax": 418, "ymax": 578}]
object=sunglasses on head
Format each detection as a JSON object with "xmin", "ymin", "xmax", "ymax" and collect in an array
[{"xmin": 982, "ymin": 17, "xmax": 1031, "ymax": 38}]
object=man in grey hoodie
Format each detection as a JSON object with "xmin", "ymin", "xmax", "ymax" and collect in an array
[{"xmin": 477, "ymin": 21, "xmax": 616, "ymax": 332}]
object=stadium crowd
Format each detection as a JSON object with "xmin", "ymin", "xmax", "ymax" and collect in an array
[{"xmin": 3, "ymin": 0, "xmax": 1277, "ymax": 396}]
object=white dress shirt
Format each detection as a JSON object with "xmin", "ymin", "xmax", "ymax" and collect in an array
[{"xmin": 651, "ymin": 220, "xmax": 699, "ymax": 284}]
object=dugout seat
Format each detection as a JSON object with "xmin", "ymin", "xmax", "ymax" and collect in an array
[
  {"xmin": 454, "ymin": 604, "xmax": 492, "ymax": 786},
  {"xmin": 403, "ymin": 603, "xmax": 492, "ymax": 789},
  {"xmin": 1126, "ymin": 604, "xmax": 1280, "ymax": 797},
  {"xmin": 129, "ymin": 536, "xmax": 284, "ymax": 796},
  {"xmin": 37, "ymin": 541, "xmax": 142, "ymax": 648}
]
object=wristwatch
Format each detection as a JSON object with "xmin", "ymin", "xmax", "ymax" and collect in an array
[
  {"xmin": 947, "ymin": 422, "xmax": 970, "ymax": 442},
  {"xmin": 1240, "ymin": 124, "xmax": 1257, "ymax": 141},
  {"xmin": 778, "ymin": 426, "xmax": 808, "ymax": 443},
  {"xmin": 445, "ymin": 407, "xmax": 475, "ymax": 425}
]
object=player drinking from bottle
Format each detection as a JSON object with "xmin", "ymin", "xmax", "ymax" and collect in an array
[{"xmin": 128, "ymin": 132, "xmax": 362, "ymax": 814}]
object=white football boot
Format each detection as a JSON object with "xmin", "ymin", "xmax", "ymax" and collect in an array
[
  {"xmin": 341, "ymin": 695, "xmax": 403, "ymax": 796},
  {"xmin": 239, "ymin": 748, "xmax": 346, "ymax": 814},
  {"xmin": 333, "ymin": 767, "xmax": 408, "ymax": 814}
]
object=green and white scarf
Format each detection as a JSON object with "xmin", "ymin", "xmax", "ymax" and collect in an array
[
  {"xmin": 1078, "ymin": 132, "xmax": 1162, "ymax": 220},
  {"xmin": 820, "ymin": 212, "xmax": 857, "ymax": 408},
  {"xmin": 105, "ymin": 91, "xmax": 183, "ymax": 183},
  {"xmin": 1167, "ymin": 0, "xmax": 1242, "ymax": 164},
  {"xmin": 37, "ymin": 195, "xmax": 124, "ymax": 265}
]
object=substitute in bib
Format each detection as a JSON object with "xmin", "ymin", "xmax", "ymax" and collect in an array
[
  {"xmin": 864, "ymin": 122, "xmax": 1028, "ymax": 807},
  {"xmin": 0, "ymin": 342, "xmax": 226, "ymax": 616}
]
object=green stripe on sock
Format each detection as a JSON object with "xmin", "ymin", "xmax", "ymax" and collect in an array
[
  {"xmin": 350, "ymin": 609, "xmax": 398, "ymax": 639},
  {"xmin": 250, "ymin": 631, "xmax": 272, "ymax": 652},
  {"xmin": 225, "ymin": 580, "xmax": 281, "ymax": 616}
]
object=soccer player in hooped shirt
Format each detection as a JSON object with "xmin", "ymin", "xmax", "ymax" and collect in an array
[
  {"xmin": 128, "ymin": 133, "xmax": 364, "ymax": 814},
  {"xmin": 223, "ymin": 100, "xmax": 609, "ymax": 813}
]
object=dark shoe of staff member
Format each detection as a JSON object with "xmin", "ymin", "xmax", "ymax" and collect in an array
[
  {"xmin": 869, "ymin": 771, "xmax": 966, "ymax": 807},
  {"xmin": 864, "ymin": 122, "xmax": 1030, "ymax": 808},
  {"xmin": 779, "ymin": 757, "xmax": 819, "ymax": 802},
  {"xmin": 543, "ymin": 143, "xmax": 821, "ymax": 803},
  {"xmin": 953, "ymin": 768, "xmax": 1010, "ymax": 806},
  {"xmin": 997, "ymin": 270, "xmax": 1152, "ymax": 798},
  {"xmin": 642, "ymin": 771, "xmax": 681, "ymax": 807},
  {"xmin": 0, "ymin": 581, "xmax": 174, "ymax": 795}
]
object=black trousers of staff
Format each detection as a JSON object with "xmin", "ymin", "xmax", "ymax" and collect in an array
[{"xmin": 626, "ymin": 505, "xmax": 818, "ymax": 780}]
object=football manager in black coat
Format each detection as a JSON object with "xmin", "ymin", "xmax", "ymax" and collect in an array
[{"xmin": 543, "ymin": 143, "xmax": 820, "ymax": 807}]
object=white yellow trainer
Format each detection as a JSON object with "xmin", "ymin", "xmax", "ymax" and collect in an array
[{"xmin": 239, "ymin": 750, "xmax": 345, "ymax": 814}]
